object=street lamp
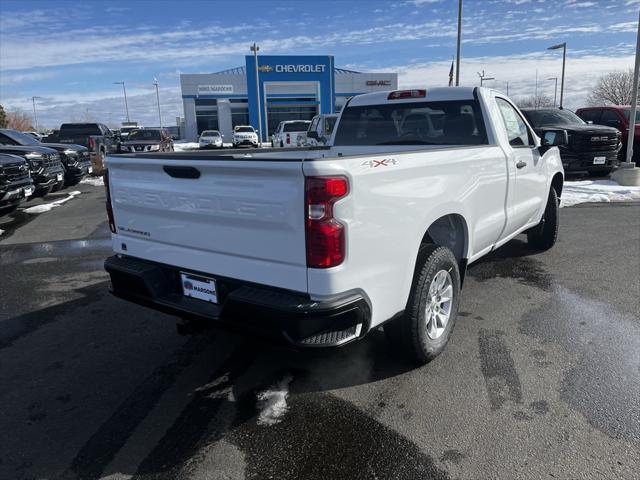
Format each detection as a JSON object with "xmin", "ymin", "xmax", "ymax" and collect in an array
[
  {"xmin": 455, "ymin": 0, "xmax": 462, "ymax": 86},
  {"xmin": 31, "ymin": 96, "xmax": 42, "ymax": 132},
  {"xmin": 112, "ymin": 81, "xmax": 130, "ymax": 123},
  {"xmin": 477, "ymin": 70, "xmax": 494, "ymax": 87},
  {"xmin": 547, "ymin": 42, "xmax": 566, "ymax": 109},
  {"xmin": 153, "ymin": 78, "xmax": 162, "ymax": 128},
  {"xmin": 547, "ymin": 77, "xmax": 558, "ymax": 107},
  {"xmin": 250, "ymin": 42, "xmax": 263, "ymax": 147}
]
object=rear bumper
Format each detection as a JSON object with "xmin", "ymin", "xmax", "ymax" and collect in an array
[{"xmin": 104, "ymin": 255, "xmax": 371, "ymax": 347}]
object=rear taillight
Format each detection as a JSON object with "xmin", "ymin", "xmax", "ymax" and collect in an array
[
  {"xmin": 104, "ymin": 169, "xmax": 116, "ymax": 233},
  {"xmin": 88, "ymin": 137, "xmax": 95, "ymax": 150},
  {"xmin": 286, "ymin": 133, "xmax": 291, "ymax": 144},
  {"xmin": 387, "ymin": 89, "xmax": 426, "ymax": 100},
  {"xmin": 305, "ymin": 176, "xmax": 348, "ymax": 268}
]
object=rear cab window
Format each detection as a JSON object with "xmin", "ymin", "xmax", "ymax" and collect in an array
[
  {"xmin": 333, "ymin": 100, "xmax": 488, "ymax": 146},
  {"xmin": 59, "ymin": 124, "xmax": 102, "ymax": 136},
  {"xmin": 283, "ymin": 121, "xmax": 311, "ymax": 132}
]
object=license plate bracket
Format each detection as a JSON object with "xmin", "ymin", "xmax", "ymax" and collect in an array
[
  {"xmin": 180, "ymin": 272, "xmax": 218, "ymax": 303},
  {"xmin": 593, "ymin": 156, "xmax": 606, "ymax": 165}
]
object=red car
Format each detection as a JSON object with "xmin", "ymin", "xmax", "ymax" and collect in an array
[{"xmin": 576, "ymin": 106, "xmax": 640, "ymax": 165}]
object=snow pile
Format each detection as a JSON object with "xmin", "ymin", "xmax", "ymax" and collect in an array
[
  {"xmin": 173, "ymin": 141, "xmax": 199, "ymax": 152},
  {"xmin": 561, "ymin": 180, "xmax": 640, "ymax": 207},
  {"xmin": 256, "ymin": 374, "xmax": 293, "ymax": 426},
  {"xmin": 23, "ymin": 191, "xmax": 81, "ymax": 214},
  {"xmin": 80, "ymin": 176, "xmax": 104, "ymax": 187}
]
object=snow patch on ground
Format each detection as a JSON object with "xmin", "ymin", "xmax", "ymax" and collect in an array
[
  {"xmin": 80, "ymin": 176, "xmax": 104, "ymax": 187},
  {"xmin": 256, "ymin": 374, "xmax": 293, "ymax": 426},
  {"xmin": 561, "ymin": 180, "xmax": 640, "ymax": 208},
  {"xmin": 173, "ymin": 141, "xmax": 199, "ymax": 152},
  {"xmin": 23, "ymin": 191, "xmax": 81, "ymax": 214}
]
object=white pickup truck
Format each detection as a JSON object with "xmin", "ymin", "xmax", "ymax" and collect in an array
[
  {"xmin": 104, "ymin": 87, "xmax": 566, "ymax": 364},
  {"xmin": 271, "ymin": 120, "xmax": 311, "ymax": 148}
]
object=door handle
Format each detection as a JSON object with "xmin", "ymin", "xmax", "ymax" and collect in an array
[{"xmin": 516, "ymin": 161, "xmax": 527, "ymax": 169}]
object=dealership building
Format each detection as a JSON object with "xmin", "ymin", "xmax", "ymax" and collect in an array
[{"xmin": 180, "ymin": 55, "xmax": 398, "ymax": 141}]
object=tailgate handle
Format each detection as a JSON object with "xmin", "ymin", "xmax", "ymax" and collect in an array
[{"xmin": 163, "ymin": 166, "xmax": 201, "ymax": 179}]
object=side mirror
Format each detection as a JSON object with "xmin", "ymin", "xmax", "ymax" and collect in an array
[
  {"xmin": 539, "ymin": 129, "xmax": 568, "ymax": 153},
  {"xmin": 307, "ymin": 130, "xmax": 320, "ymax": 141}
]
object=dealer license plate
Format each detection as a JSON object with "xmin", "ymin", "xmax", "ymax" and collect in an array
[
  {"xmin": 593, "ymin": 156, "xmax": 606, "ymax": 165},
  {"xmin": 57, "ymin": 173, "xmax": 63, "ymax": 181},
  {"xmin": 180, "ymin": 272, "xmax": 218, "ymax": 303}
]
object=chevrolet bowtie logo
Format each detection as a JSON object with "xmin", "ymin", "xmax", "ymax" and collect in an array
[{"xmin": 257, "ymin": 65, "xmax": 273, "ymax": 73}]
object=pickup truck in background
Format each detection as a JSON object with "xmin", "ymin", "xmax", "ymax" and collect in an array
[
  {"xmin": 104, "ymin": 87, "xmax": 565, "ymax": 365},
  {"xmin": 58, "ymin": 123, "xmax": 118, "ymax": 175},
  {"xmin": 0, "ymin": 128, "xmax": 92, "ymax": 186},
  {"xmin": 521, "ymin": 108, "xmax": 621, "ymax": 176},
  {"xmin": 302, "ymin": 114, "xmax": 339, "ymax": 146},
  {"xmin": 271, "ymin": 120, "xmax": 311, "ymax": 148},
  {"xmin": 576, "ymin": 105, "xmax": 640, "ymax": 166},
  {"xmin": 0, "ymin": 143, "xmax": 64, "ymax": 196},
  {"xmin": 0, "ymin": 153, "xmax": 34, "ymax": 215}
]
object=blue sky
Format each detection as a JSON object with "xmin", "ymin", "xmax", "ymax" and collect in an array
[{"xmin": 0, "ymin": 0, "xmax": 637, "ymax": 129}]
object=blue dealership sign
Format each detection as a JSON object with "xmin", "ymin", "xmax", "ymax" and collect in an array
[{"xmin": 245, "ymin": 55, "xmax": 335, "ymax": 141}]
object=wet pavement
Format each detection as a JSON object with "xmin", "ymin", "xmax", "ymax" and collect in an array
[{"xmin": 0, "ymin": 188, "xmax": 638, "ymax": 480}]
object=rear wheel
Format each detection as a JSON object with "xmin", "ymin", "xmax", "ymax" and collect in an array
[
  {"xmin": 385, "ymin": 244, "xmax": 460, "ymax": 365},
  {"xmin": 527, "ymin": 187, "xmax": 559, "ymax": 250}
]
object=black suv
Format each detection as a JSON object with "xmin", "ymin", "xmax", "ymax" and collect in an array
[
  {"xmin": 0, "ymin": 153, "xmax": 34, "ymax": 215},
  {"xmin": 521, "ymin": 108, "xmax": 622, "ymax": 176},
  {"xmin": 0, "ymin": 129, "xmax": 92, "ymax": 186}
]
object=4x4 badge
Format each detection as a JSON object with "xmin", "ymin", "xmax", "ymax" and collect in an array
[{"xmin": 361, "ymin": 158, "xmax": 397, "ymax": 168}]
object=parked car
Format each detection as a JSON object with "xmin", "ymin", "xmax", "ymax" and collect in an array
[
  {"xmin": 576, "ymin": 106, "xmax": 640, "ymax": 166},
  {"xmin": 119, "ymin": 128, "xmax": 173, "ymax": 153},
  {"xmin": 303, "ymin": 114, "xmax": 339, "ymax": 146},
  {"xmin": 119, "ymin": 125, "xmax": 140, "ymax": 141},
  {"xmin": 0, "ymin": 153, "xmax": 34, "ymax": 215},
  {"xmin": 272, "ymin": 120, "xmax": 312, "ymax": 148},
  {"xmin": 25, "ymin": 131, "xmax": 43, "ymax": 141},
  {"xmin": 198, "ymin": 130, "xmax": 224, "ymax": 149},
  {"xmin": 232, "ymin": 126, "xmax": 259, "ymax": 148},
  {"xmin": 41, "ymin": 129, "xmax": 59, "ymax": 143},
  {"xmin": 58, "ymin": 123, "xmax": 118, "ymax": 175},
  {"xmin": 104, "ymin": 86, "xmax": 565, "ymax": 365},
  {"xmin": 521, "ymin": 108, "xmax": 621, "ymax": 176},
  {"xmin": 0, "ymin": 128, "xmax": 92, "ymax": 186},
  {"xmin": 0, "ymin": 143, "xmax": 64, "ymax": 196}
]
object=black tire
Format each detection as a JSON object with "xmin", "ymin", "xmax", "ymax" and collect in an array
[
  {"xmin": 588, "ymin": 169, "xmax": 612, "ymax": 177},
  {"xmin": 527, "ymin": 187, "xmax": 559, "ymax": 250},
  {"xmin": 385, "ymin": 244, "xmax": 461, "ymax": 365},
  {"xmin": 0, "ymin": 204, "xmax": 18, "ymax": 216},
  {"xmin": 280, "ymin": 141, "xmax": 284, "ymax": 148}
]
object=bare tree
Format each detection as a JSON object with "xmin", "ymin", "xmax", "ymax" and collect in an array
[
  {"xmin": 587, "ymin": 69, "xmax": 637, "ymax": 106},
  {"xmin": 516, "ymin": 93, "xmax": 554, "ymax": 109},
  {"xmin": 6, "ymin": 110, "xmax": 34, "ymax": 131}
]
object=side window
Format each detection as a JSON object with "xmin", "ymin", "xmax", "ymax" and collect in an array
[
  {"xmin": 578, "ymin": 109, "xmax": 601, "ymax": 124},
  {"xmin": 496, "ymin": 98, "xmax": 532, "ymax": 147},
  {"xmin": 309, "ymin": 117, "xmax": 319, "ymax": 133},
  {"xmin": 600, "ymin": 110, "xmax": 623, "ymax": 128},
  {"xmin": 0, "ymin": 133, "xmax": 15, "ymax": 145}
]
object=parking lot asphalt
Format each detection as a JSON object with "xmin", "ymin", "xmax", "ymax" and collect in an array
[{"xmin": 0, "ymin": 186, "xmax": 638, "ymax": 480}]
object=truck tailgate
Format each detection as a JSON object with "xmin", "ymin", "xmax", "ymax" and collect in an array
[{"xmin": 106, "ymin": 155, "xmax": 308, "ymax": 292}]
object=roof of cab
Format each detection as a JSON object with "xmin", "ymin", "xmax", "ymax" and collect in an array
[{"xmin": 348, "ymin": 86, "xmax": 479, "ymax": 107}]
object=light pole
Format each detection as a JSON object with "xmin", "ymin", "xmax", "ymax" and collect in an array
[
  {"xmin": 477, "ymin": 70, "xmax": 494, "ymax": 87},
  {"xmin": 31, "ymin": 96, "xmax": 42, "ymax": 132},
  {"xmin": 113, "ymin": 81, "xmax": 130, "ymax": 123},
  {"xmin": 455, "ymin": 0, "xmax": 462, "ymax": 86},
  {"xmin": 153, "ymin": 78, "xmax": 162, "ymax": 128},
  {"xmin": 505, "ymin": 81, "xmax": 509, "ymax": 96},
  {"xmin": 250, "ymin": 42, "xmax": 263, "ymax": 146},
  {"xmin": 547, "ymin": 77, "xmax": 558, "ymax": 107},
  {"xmin": 547, "ymin": 42, "xmax": 566, "ymax": 109}
]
